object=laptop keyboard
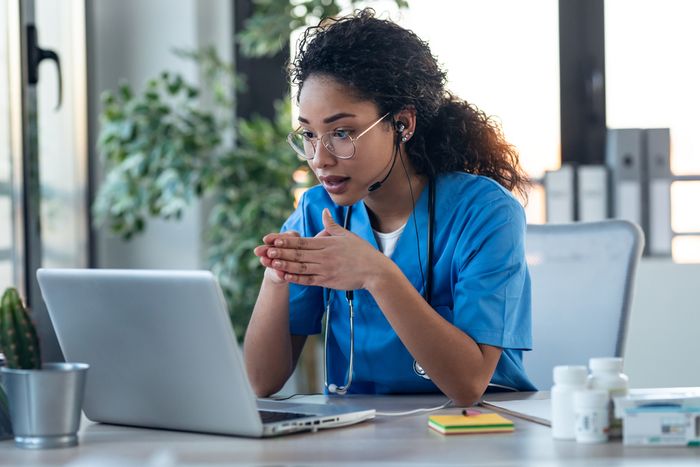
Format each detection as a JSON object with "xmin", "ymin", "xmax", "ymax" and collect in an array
[{"xmin": 259, "ymin": 410, "xmax": 311, "ymax": 424}]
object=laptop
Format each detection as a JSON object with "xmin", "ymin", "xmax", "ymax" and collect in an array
[{"xmin": 37, "ymin": 268, "xmax": 375, "ymax": 437}]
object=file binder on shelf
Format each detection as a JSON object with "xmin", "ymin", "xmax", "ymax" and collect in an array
[
  {"xmin": 544, "ymin": 164, "xmax": 575, "ymax": 223},
  {"xmin": 606, "ymin": 128, "xmax": 645, "ymax": 232},
  {"xmin": 577, "ymin": 165, "xmax": 609, "ymax": 222},
  {"xmin": 646, "ymin": 128, "xmax": 672, "ymax": 256}
]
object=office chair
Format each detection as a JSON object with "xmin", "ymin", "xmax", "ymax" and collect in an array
[{"xmin": 522, "ymin": 220, "xmax": 644, "ymax": 389}]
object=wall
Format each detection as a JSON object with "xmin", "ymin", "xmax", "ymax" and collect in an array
[
  {"xmin": 624, "ymin": 259, "xmax": 700, "ymax": 388},
  {"xmin": 87, "ymin": 0, "xmax": 232, "ymax": 270}
]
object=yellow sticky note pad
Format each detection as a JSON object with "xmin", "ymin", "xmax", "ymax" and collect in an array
[{"xmin": 428, "ymin": 413, "xmax": 514, "ymax": 435}]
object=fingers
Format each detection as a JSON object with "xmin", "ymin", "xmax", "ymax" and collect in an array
[
  {"xmin": 280, "ymin": 272, "xmax": 320, "ymax": 286},
  {"xmin": 258, "ymin": 244, "xmax": 322, "ymax": 276},
  {"xmin": 258, "ymin": 230, "xmax": 324, "ymax": 284},
  {"xmin": 254, "ymin": 244, "xmax": 272, "ymax": 257},
  {"xmin": 263, "ymin": 230, "xmax": 300, "ymax": 245},
  {"xmin": 268, "ymin": 258, "xmax": 320, "ymax": 276},
  {"xmin": 265, "ymin": 245, "xmax": 322, "ymax": 263},
  {"xmin": 260, "ymin": 254, "xmax": 322, "ymax": 285},
  {"xmin": 270, "ymin": 235, "xmax": 331, "ymax": 250},
  {"xmin": 256, "ymin": 230, "xmax": 302, "ymax": 257}
]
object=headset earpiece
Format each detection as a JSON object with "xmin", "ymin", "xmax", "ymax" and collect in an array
[{"xmin": 394, "ymin": 121, "xmax": 406, "ymax": 134}]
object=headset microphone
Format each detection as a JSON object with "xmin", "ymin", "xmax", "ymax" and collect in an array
[
  {"xmin": 368, "ymin": 149, "xmax": 398, "ymax": 192},
  {"xmin": 367, "ymin": 121, "xmax": 405, "ymax": 192}
]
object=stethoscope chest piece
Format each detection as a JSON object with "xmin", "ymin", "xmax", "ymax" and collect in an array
[{"xmin": 413, "ymin": 360, "xmax": 431, "ymax": 380}]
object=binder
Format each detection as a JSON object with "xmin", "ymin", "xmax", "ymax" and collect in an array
[
  {"xmin": 606, "ymin": 129, "xmax": 645, "ymax": 230},
  {"xmin": 645, "ymin": 128, "xmax": 672, "ymax": 256},
  {"xmin": 577, "ymin": 165, "xmax": 609, "ymax": 222},
  {"xmin": 544, "ymin": 164, "xmax": 575, "ymax": 223}
]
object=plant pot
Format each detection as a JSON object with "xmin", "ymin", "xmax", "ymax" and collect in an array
[
  {"xmin": 0, "ymin": 362, "xmax": 89, "ymax": 449},
  {"xmin": 1, "ymin": 387, "xmax": 11, "ymax": 440}
]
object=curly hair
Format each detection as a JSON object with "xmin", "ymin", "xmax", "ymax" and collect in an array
[{"xmin": 289, "ymin": 8, "xmax": 530, "ymax": 199}]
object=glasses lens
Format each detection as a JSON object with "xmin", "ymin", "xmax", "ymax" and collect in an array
[
  {"xmin": 321, "ymin": 132, "xmax": 355, "ymax": 159},
  {"xmin": 288, "ymin": 132, "xmax": 314, "ymax": 160}
]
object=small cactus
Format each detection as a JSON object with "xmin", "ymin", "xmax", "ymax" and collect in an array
[{"xmin": 0, "ymin": 287, "xmax": 41, "ymax": 370}]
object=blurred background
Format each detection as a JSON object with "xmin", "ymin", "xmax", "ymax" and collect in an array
[{"xmin": 1, "ymin": 0, "xmax": 698, "ymax": 390}]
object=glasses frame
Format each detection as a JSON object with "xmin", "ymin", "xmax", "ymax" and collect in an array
[{"xmin": 287, "ymin": 112, "xmax": 391, "ymax": 160}]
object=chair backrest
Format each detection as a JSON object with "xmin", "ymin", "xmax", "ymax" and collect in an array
[{"xmin": 523, "ymin": 220, "xmax": 644, "ymax": 389}]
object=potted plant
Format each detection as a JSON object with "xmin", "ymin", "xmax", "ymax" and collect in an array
[{"xmin": 0, "ymin": 287, "xmax": 89, "ymax": 449}]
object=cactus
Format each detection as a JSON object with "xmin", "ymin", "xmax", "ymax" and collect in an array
[{"xmin": 0, "ymin": 287, "xmax": 41, "ymax": 370}]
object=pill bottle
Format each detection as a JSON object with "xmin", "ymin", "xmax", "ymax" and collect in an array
[
  {"xmin": 588, "ymin": 357, "xmax": 629, "ymax": 438},
  {"xmin": 574, "ymin": 389, "xmax": 609, "ymax": 443},
  {"xmin": 551, "ymin": 365, "xmax": 588, "ymax": 440}
]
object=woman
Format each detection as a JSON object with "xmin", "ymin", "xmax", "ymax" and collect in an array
[{"xmin": 244, "ymin": 9, "xmax": 535, "ymax": 406}]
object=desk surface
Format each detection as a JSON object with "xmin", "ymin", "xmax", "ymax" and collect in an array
[{"xmin": 1, "ymin": 393, "xmax": 699, "ymax": 466}]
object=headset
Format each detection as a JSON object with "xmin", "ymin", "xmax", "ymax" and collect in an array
[{"xmin": 367, "ymin": 120, "xmax": 405, "ymax": 192}]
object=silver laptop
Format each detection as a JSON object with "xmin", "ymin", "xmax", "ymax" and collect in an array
[{"xmin": 37, "ymin": 268, "xmax": 375, "ymax": 437}]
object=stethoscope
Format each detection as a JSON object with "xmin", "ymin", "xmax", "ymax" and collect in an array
[{"xmin": 323, "ymin": 179, "xmax": 435, "ymax": 394}]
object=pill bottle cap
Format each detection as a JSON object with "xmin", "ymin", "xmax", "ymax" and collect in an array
[
  {"xmin": 589, "ymin": 357, "xmax": 623, "ymax": 372},
  {"xmin": 553, "ymin": 365, "xmax": 588, "ymax": 385}
]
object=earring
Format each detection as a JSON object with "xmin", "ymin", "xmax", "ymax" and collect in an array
[{"xmin": 401, "ymin": 131, "xmax": 412, "ymax": 143}]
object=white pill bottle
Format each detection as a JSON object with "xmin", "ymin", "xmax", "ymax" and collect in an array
[
  {"xmin": 551, "ymin": 365, "xmax": 588, "ymax": 440},
  {"xmin": 588, "ymin": 357, "xmax": 629, "ymax": 438},
  {"xmin": 574, "ymin": 389, "xmax": 610, "ymax": 443}
]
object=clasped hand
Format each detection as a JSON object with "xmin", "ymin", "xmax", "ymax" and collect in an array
[{"xmin": 254, "ymin": 208, "xmax": 388, "ymax": 291}]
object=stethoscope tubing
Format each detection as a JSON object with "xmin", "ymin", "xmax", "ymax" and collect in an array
[{"xmin": 323, "ymin": 179, "xmax": 435, "ymax": 394}]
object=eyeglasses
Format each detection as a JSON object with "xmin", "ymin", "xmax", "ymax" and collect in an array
[{"xmin": 287, "ymin": 112, "xmax": 390, "ymax": 160}]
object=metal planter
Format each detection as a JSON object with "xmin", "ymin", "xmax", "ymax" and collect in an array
[{"xmin": 1, "ymin": 362, "xmax": 89, "ymax": 449}]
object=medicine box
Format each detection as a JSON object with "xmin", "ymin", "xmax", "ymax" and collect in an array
[
  {"xmin": 614, "ymin": 390, "xmax": 700, "ymax": 446},
  {"xmin": 622, "ymin": 406, "xmax": 700, "ymax": 446}
]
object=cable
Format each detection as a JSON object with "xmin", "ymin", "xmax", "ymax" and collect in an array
[
  {"xmin": 398, "ymin": 151, "xmax": 427, "ymax": 297},
  {"xmin": 267, "ymin": 392, "xmax": 324, "ymax": 401},
  {"xmin": 375, "ymin": 399, "xmax": 452, "ymax": 417}
]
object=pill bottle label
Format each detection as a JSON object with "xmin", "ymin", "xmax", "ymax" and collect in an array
[{"xmin": 575, "ymin": 408, "xmax": 609, "ymax": 444}]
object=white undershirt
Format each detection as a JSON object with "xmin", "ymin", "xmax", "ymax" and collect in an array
[{"xmin": 373, "ymin": 223, "xmax": 407, "ymax": 258}]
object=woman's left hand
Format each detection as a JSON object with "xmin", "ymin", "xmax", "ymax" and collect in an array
[{"xmin": 262, "ymin": 208, "xmax": 391, "ymax": 291}]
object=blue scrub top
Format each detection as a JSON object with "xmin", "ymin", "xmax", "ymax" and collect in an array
[{"xmin": 281, "ymin": 172, "xmax": 536, "ymax": 393}]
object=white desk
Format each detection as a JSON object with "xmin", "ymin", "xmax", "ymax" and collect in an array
[{"xmin": 1, "ymin": 394, "xmax": 699, "ymax": 466}]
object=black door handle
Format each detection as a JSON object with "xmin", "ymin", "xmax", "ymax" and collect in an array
[{"xmin": 26, "ymin": 24, "xmax": 62, "ymax": 110}]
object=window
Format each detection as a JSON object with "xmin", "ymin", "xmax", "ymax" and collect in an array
[
  {"xmin": 605, "ymin": 0, "xmax": 700, "ymax": 262},
  {"xmin": 0, "ymin": 2, "xmax": 15, "ymax": 288},
  {"xmin": 396, "ymin": 1, "xmax": 560, "ymax": 223}
]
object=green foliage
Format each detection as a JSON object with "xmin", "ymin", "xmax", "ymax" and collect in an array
[
  {"xmin": 208, "ymin": 100, "xmax": 304, "ymax": 338},
  {"xmin": 92, "ymin": 0, "xmax": 408, "ymax": 337},
  {"xmin": 0, "ymin": 287, "xmax": 41, "ymax": 370},
  {"xmin": 93, "ymin": 51, "xmax": 308, "ymax": 338},
  {"xmin": 94, "ymin": 72, "xmax": 222, "ymax": 240},
  {"xmin": 238, "ymin": 0, "xmax": 409, "ymax": 57}
]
